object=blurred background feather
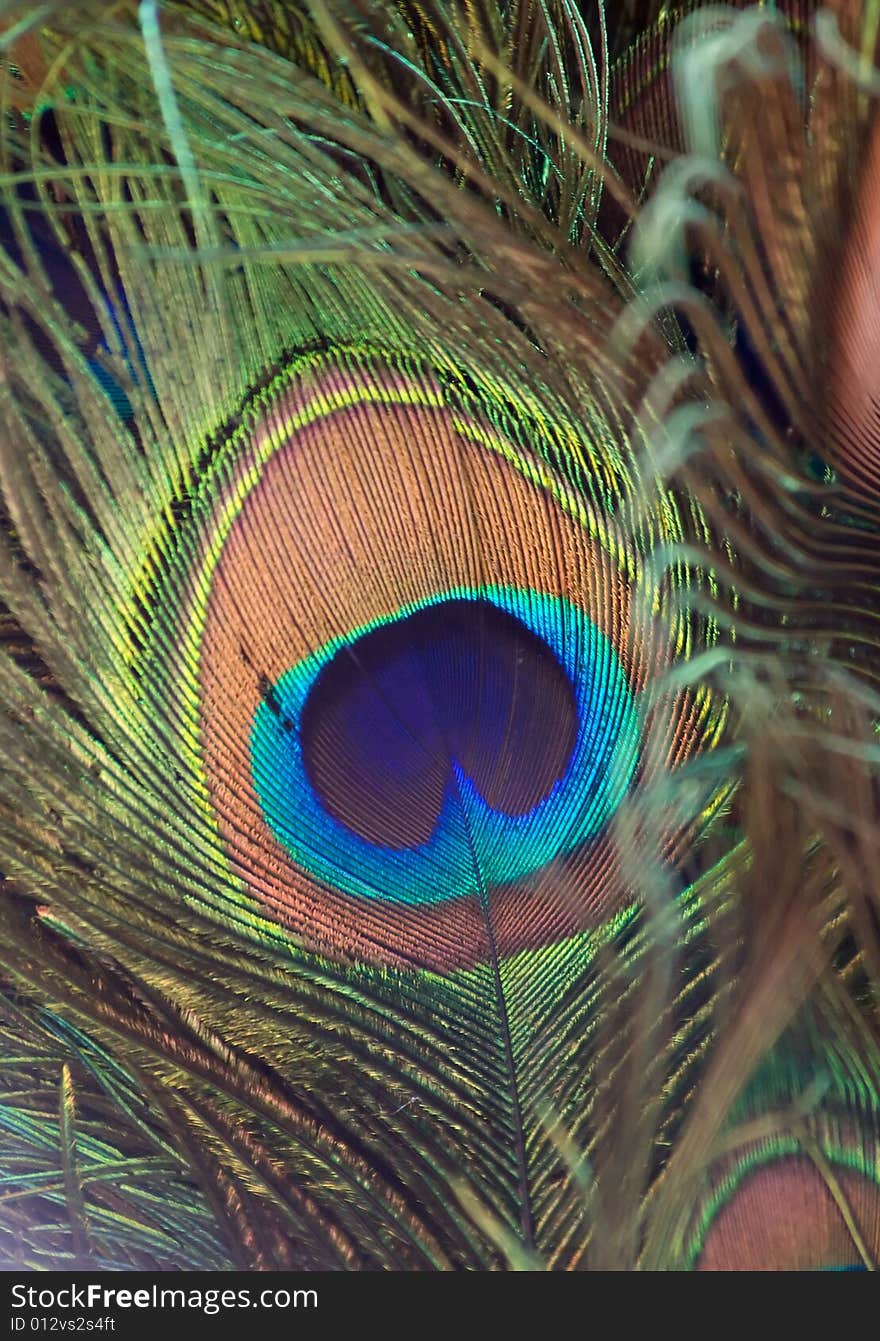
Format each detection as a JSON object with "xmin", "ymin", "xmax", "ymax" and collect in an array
[{"xmin": 0, "ymin": 0, "xmax": 879, "ymax": 1270}]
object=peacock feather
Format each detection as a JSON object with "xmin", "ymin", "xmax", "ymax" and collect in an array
[{"xmin": 1, "ymin": 0, "xmax": 879, "ymax": 1270}]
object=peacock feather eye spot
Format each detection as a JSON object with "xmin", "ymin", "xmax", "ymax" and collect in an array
[
  {"xmin": 164, "ymin": 357, "xmax": 723, "ymax": 968},
  {"xmin": 696, "ymin": 1153, "xmax": 880, "ymax": 1272},
  {"xmin": 297, "ymin": 598, "xmax": 580, "ymax": 845},
  {"xmin": 250, "ymin": 586, "xmax": 639, "ymax": 908}
]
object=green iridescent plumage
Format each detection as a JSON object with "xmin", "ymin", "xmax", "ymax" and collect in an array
[{"xmin": 1, "ymin": 0, "xmax": 880, "ymax": 1271}]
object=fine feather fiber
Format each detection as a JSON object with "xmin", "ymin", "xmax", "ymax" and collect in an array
[{"xmin": 0, "ymin": 0, "xmax": 880, "ymax": 1272}]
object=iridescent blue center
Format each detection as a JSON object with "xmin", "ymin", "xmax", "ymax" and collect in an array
[{"xmin": 250, "ymin": 587, "xmax": 639, "ymax": 906}]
